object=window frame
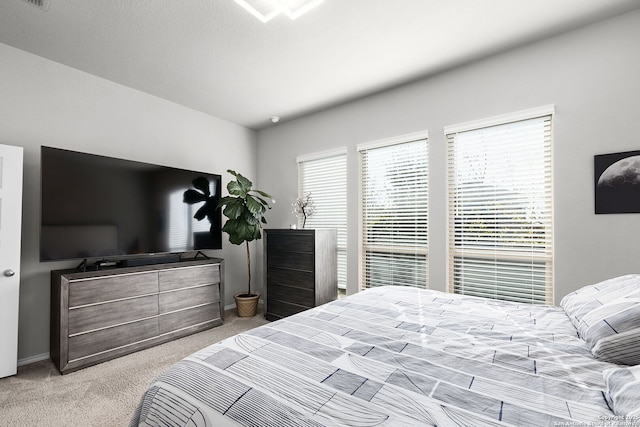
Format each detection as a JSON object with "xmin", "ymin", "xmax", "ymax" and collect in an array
[
  {"xmin": 445, "ymin": 105, "xmax": 555, "ymax": 304},
  {"xmin": 357, "ymin": 131, "xmax": 429, "ymax": 291}
]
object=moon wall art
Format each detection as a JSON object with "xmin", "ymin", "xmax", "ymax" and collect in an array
[{"xmin": 595, "ymin": 150, "xmax": 640, "ymax": 214}]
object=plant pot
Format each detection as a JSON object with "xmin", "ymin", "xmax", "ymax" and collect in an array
[{"xmin": 234, "ymin": 292, "xmax": 260, "ymax": 317}]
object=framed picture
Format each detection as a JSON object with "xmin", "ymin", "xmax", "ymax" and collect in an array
[{"xmin": 595, "ymin": 150, "xmax": 640, "ymax": 214}]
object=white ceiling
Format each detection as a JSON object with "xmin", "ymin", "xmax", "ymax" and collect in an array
[{"xmin": 1, "ymin": 0, "xmax": 639, "ymax": 130}]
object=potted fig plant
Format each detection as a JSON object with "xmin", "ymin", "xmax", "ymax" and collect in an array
[{"xmin": 216, "ymin": 170, "xmax": 274, "ymax": 317}]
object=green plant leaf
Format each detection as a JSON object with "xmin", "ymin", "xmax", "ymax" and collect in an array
[
  {"xmin": 252, "ymin": 194, "xmax": 273, "ymax": 207},
  {"xmin": 245, "ymin": 194, "xmax": 264, "ymax": 214},
  {"xmin": 222, "ymin": 218, "xmax": 260, "ymax": 244},
  {"xmin": 222, "ymin": 198, "xmax": 244, "ymax": 219},
  {"xmin": 227, "ymin": 180, "xmax": 245, "ymax": 196},
  {"xmin": 234, "ymin": 172, "xmax": 253, "ymax": 191},
  {"xmin": 254, "ymin": 189, "xmax": 273, "ymax": 199},
  {"xmin": 221, "ymin": 218, "xmax": 236, "ymax": 233},
  {"xmin": 217, "ymin": 196, "xmax": 235, "ymax": 208},
  {"xmin": 226, "ymin": 228, "xmax": 245, "ymax": 245},
  {"xmin": 242, "ymin": 210, "xmax": 259, "ymax": 225}
]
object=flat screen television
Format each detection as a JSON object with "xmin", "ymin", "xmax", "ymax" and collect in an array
[{"xmin": 40, "ymin": 146, "xmax": 222, "ymax": 262}]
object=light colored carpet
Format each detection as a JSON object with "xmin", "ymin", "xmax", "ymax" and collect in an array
[{"xmin": 0, "ymin": 309, "xmax": 269, "ymax": 427}]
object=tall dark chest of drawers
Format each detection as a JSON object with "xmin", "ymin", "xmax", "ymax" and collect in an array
[{"xmin": 264, "ymin": 229, "xmax": 337, "ymax": 321}]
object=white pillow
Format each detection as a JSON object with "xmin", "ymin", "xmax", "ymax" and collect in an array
[
  {"xmin": 603, "ymin": 365, "xmax": 640, "ymax": 417},
  {"xmin": 561, "ymin": 275, "xmax": 640, "ymax": 332},
  {"xmin": 561, "ymin": 275, "xmax": 640, "ymax": 365}
]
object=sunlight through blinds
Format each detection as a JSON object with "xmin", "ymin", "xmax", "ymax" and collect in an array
[
  {"xmin": 446, "ymin": 107, "xmax": 553, "ymax": 304},
  {"xmin": 358, "ymin": 134, "xmax": 428, "ymax": 290},
  {"xmin": 168, "ymin": 188, "xmax": 211, "ymax": 252},
  {"xmin": 297, "ymin": 149, "xmax": 347, "ymax": 290}
]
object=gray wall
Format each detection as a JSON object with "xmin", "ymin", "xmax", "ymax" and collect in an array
[
  {"xmin": 257, "ymin": 10, "xmax": 640, "ymax": 302},
  {"xmin": 0, "ymin": 43, "xmax": 258, "ymax": 363}
]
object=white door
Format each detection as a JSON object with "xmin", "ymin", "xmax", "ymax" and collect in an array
[{"xmin": 0, "ymin": 144, "xmax": 23, "ymax": 378}]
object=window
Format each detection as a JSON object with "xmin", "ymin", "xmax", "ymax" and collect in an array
[
  {"xmin": 358, "ymin": 132, "xmax": 428, "ymax": 290},
  {"xmin": 297, "ymin": 149, "xmax": 348, "ymax": 290},
  {"xmin": 445, "ymin": 106, "xmax": 554, "ymax": 304}
]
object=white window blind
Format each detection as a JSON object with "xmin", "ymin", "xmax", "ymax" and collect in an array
[
  {"xmin": 358, "ymin": 134, "xmax": 428, "ymax": 290},
  {"xmin": 297, "ymin": 149, "xmax": 347, "ymax": 290},
  {"xmin": 446, "ymin": 108, "xmax": 553, "ymax": 304}
]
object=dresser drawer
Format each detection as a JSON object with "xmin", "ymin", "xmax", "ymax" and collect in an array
[
  {"xmin": 68, "ymin": 294, "xmax": 159, "ymax": 336},
  {"xmin": 267, "ymin": 251, "xmax": 314, "ymax": 271},
  {"xmin": 159, "ymin": 284, "xmax": 220, "ymax": 314},
  {"xmin": 68, "ymin": 318, "xmax": 159, "ymax": 361},
  {"xmin": 267, "ymin": 284, "xmax": 314, "ymax": 307},
  {"xmin": 68, "ymin": 272, "xmax": 158, "ymax": 307},
  {"xmin": 159, "ymin": 303, "xmax": 221, "ymax": 334},
  {"xmin": 268, "ymin": 233, "xmax": 314, "ymax": 252},
  {"xmin": 267, "ymin": 267, "xmax": 314, "ymax": 289},
  {"xmin": 159, "ymin": 265, "xmax": 220, "ymax": 291}
]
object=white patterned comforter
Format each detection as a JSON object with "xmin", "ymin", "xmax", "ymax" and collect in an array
[{"xmin": 130, "ymin": 286, "xmax": 619, "ymax": 427}]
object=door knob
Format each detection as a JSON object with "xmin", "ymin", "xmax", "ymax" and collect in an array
[{"xmin": 3, "ymin": 269, "xmax": 15, "ymax": 277}]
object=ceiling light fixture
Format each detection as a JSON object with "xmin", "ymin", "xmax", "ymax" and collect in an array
[{"xmin": 234, "ymin": 0, "xmax": 324, "ymax": 23}]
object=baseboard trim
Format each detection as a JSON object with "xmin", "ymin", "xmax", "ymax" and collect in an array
[{"xmin": 18, "ymin": 352, "xmax": 50, "ymax": 367}]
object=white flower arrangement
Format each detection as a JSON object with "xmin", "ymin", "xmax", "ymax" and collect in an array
[{"xmin": 293, "ymin": 192, "xmax": 316, "ymax": 228}]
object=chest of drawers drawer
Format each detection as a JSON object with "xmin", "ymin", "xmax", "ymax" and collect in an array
[{"xmin": 266, "ymin": 252, "xmax": 314, "ymax": 271}]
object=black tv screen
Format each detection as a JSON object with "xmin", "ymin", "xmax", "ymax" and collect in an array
[{"xmin": 40, "ymin": 146, "xmax": 222, "ymax": 261}]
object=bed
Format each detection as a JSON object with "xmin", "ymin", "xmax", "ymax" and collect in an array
[{"xmin": 130, "ymin": 277, "xmax": 640, "ymax": 426}]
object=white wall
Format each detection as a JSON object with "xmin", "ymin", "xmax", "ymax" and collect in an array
[
  {"xmin": 0, "ymin": 43, "xmax": 258, "ymax": 363},
  {"xmin": 257, "ymin": 10, "xmax": 640, "ymax": 302}
]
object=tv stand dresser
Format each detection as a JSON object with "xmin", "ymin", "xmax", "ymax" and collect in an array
[{"xmin": 50, "ymin": 258, "xmax": 224, "ymax": 374}]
